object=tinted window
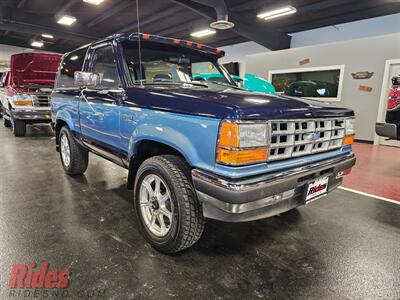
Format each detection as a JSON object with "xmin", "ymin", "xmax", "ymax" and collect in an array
[
  {"xmin": 91, "ymin": 45, "xmax": 121, "ymax": 89},
  {"xmin": 56, "ymin": 47, "xmax": 88, "ymax": 88}
]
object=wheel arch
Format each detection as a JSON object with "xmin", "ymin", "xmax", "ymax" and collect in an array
[{"xmin": 126, "ymin": 139, "xmax": 190, "ymax": 190}]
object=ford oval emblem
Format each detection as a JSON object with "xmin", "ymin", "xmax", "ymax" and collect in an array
[{"xmin": 307, "ymin": 132, "xmax": 320, "ymax": 142}]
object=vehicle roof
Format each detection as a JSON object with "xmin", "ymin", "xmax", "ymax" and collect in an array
[{"xmin": 66, "ymin": 32, "xmax": 225, "ymax": 59}]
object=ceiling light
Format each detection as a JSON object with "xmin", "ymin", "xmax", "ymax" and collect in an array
[
  {"xmin": 210, "ymin": 20, "xmax": 234, "ymax": 30},
  {"xmin": 190, "ymin": 29, "xmax": 216, "ymax": 38},
  {"xmin": 70, "ymin": 55, "xmax": 79, "ymax": 61},
  {"xmin": 41, "ymin": 33, "xmax": 54, "ymax": 39},
  {"xmin": 31, "ymin": 41, "xmax": 44, "ymax": 48},
  {"xmin": 83, "ymin": 0, "xmax": 104, "ymax": 5},
  {"xmin": 257, "ymin": 5, "xmax": 297, "ymax": 20},
  {"xmin": 57, "ymin": 15, "xmax": 77, "ymax": 26}
]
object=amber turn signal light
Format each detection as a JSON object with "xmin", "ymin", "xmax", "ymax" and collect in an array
[
  {"xmin": 218, "ymin": 122, "xmax": 239, "ymax": 148},
  {"xmin": 217, "ymin": 147, "xmax": 268, "ymax": 165},
  {"xmin": 13, "ymin": 100, "xmax": 32, "ymax": 106},
  {"xmin": 342, "ymin": 134, "xmax": 355, "ymax": 146}
]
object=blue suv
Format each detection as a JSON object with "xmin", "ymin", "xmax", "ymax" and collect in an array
[{"xmin": 51, "ymin": 33, "xmax": 356, "ymax": 253}]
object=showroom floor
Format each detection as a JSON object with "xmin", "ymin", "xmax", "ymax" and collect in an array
[
  {"xmin": 343, "ymin": 142, "xmax": 400, "ymax": 201},
  {"xmin": 0, "ymin": 125, "xmax": 399, "ymax": 299}
]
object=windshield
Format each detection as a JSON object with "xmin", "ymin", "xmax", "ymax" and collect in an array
[{"xmin": 121, "ymin": 40, "xmax": 237, "ymax": 88}]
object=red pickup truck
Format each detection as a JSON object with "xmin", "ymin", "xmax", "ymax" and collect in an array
[{"xmin": 0, "ymin": 52, "xmax": 61, "ymax": 136}]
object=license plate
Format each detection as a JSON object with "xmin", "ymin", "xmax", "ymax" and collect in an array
[{"xmin": 305, "ymin": 177, "xmax": 329, "ymax": 203}]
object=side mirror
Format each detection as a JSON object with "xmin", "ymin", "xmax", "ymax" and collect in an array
[{"xmin": 74, "ymin": 71, "xmax": 99, "ymax": 88}]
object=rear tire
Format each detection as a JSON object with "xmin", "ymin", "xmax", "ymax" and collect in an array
[
  {"xmin": 59, "ymin": 126, "xmax": 89, "ymax": 175},
  {"xmin": 11, "ymin": 115, "xmax": 26, "ymax": 137},
  {"xmin": 134, "ymin": 155, "xmax": 205, "ymax": 253}
]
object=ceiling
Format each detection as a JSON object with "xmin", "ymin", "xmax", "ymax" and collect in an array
[{"xmin": 1, "ymin": 0, "xmax": 399, "ymax": 53}]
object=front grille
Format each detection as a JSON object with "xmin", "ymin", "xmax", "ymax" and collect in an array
[
  {"xmin": 269, "ymin": 119, "xmax": 346, "ymax": 161},
  {"xmin": 32, "ymin": 94, "xmax": 50, "ymax": 107}
]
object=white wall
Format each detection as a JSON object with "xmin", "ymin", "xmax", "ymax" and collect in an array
[
  {"xmin": 245, "ymin": 33, "xmax": 400, "ymax": 142},
  {"xmin": 0, "ymin": 44, "xmax": 35, "ymax": 71},
  {"xmin": 291, "ymin": 13, "xmax": 400, "ymax": 48},
  {"xmin": 219, "ymin": 41, "xmax": 270, "ymax": 76},
  {"xmin": 0, "ymin": 44, "xmax": 35, "ymax": 60}
]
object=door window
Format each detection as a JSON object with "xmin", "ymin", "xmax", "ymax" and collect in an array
[
  {"xmin": 56, "ymin": 47, "xmax": 88, "ymax": 89},
  {"xmin": 91, "ymin": 45, "xmax": 121, "ymax": 89}
]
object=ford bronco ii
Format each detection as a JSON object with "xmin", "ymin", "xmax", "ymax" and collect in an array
[{"xmin": 52, "ymin": 33, "xmax": 356, "ymax": 253}]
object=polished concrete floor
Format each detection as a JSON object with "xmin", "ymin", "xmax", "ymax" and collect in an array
[{"xmin": 0, "ymin": 124, "xmax": 399, "ymax": 300}]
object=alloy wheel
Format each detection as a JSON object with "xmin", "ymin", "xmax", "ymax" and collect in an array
[
  {"xmin": 60, "ymin": 134, "xmax": 71, "ymax": 167},
  {"xmin": 139, "ymin": 174, "xmax": 174, "ymax": 237}
]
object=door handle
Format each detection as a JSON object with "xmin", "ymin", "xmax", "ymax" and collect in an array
[{"xmin": 94, "ymin": 112, "xmax": 105, "ymax": 117}]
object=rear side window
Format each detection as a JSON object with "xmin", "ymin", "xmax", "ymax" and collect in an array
[{"xmin": 56, "ymin": 47, "xmax": 88, "ymax": 89}]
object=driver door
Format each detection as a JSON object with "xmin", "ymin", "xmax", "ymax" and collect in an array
[{"xmin": 79, "ymin": 43, "xmax": 125, "ymax": 162}]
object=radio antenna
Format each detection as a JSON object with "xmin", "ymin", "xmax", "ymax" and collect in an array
[{"xmin": 136, "ymin": 0, "xmax": 144, "ymax": 88}]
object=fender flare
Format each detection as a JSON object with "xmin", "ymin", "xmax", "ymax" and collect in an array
[
  {"xmin": 129, "ymin": 124, "xmax": 200, "ymax": 166},
  {"xmin": 55, "ymin": 110, "xmax": 76, "ymax": 132}
]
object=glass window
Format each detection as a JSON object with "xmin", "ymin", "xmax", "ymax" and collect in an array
[
  {"xmin": 91, "ymin": 45, "xmax": 121, "ymax": 89},
  {"xmin": 121, "ymin": 40, "xmax": 236, "ymax": 89},
  {"xmin": 56, "ymin": 47, "xmax": 88, "ymax": 89},
  {"xmin": 271, "ymin": 69, "xmax": 341, "ymax": 99}
]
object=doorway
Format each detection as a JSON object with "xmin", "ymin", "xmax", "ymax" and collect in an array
[{"xmin": 375, "ymin": 59, "xmax": 400, "ymax": 147}]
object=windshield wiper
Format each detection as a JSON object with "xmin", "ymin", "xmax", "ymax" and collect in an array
[{"xmin": 208, "ymin": 80, "xmax": 243, "ymax": 90}]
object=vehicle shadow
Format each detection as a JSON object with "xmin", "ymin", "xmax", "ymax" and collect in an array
[
  {"xmin": 25, "ymin": 125, "xmax": 54, "ymax": 137},
  {"xmin": 65, "ymin": 171, "xmax": 304, "ymax": 257}
]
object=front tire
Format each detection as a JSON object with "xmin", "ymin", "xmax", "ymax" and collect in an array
[
  {"xmin": 11, "ymin": 115, "xmax": 26, "ymax": 137},
  {"xmin": 59, "ymin": 126, "xmax": 89, "ymax": 175},
  {"xmin": 134, "ymin": 155, "xmax": 205, "ymax": 253},
  {"xmin": 3, "ymin": 116, "xmax": 11, "ymax": 128}
]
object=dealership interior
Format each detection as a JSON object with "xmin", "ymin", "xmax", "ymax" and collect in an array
[{"xmin": 0, "ymin": 0, "xmax": 399, "ymax": 299}]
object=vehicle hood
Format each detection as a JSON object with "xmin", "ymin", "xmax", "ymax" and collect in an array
[
  {"xmin": 11, "ymin": 53, "xmax": 61, "ymax": 87},
  {"xmin": 124, "ymin": 86, "xmax": 354, "ymax": 120}
]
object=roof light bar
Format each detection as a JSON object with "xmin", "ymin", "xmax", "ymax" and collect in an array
[
  {"xmin": 57, "ymin": 15, "xmax": 77, "ymax": 26},
  {"xmin": 31, "ymin": 41, "xmax": 44, "ymax": 48},
  {"xmin": 41, "ymin": 33, "xmax": 54, "ymax": 39},
  {"xmin": 190, "ymin": 29, "xmax": 216, "ymax": 38},
  {"xmin": 83, "ymin": 0, "xmax": 104, "ymax": 5},
  {"xmin": 257, "ymin": 5, "xmax": 297, "ymax": 20}
]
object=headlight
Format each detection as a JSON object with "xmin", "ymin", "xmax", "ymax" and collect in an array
[
  {"xmin": 345, "ymin": 118, "xmax": 355, "ymax": 136},
  {"xmin": 217, "ymin": 121, "xmax": 268, "ymax": 166},
  {"xmin": 11, "ymin": 94, "xmax": 33, "ymax": 106},
  {"xmin": 343, "ymin": 118, "xmax": 355, "ymax": 146}
]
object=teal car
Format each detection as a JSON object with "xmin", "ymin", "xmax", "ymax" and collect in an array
[{"xmin": 193, "ymin": 73, "xmax": 276, "ymax": 94}]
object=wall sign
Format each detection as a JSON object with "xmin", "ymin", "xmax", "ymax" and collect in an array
[
  {"xmin": 351, "ymin": 71, "xmax": 374, "ymax": 79},
  {"xmin": 299, "ymin": 58, "xmax": 310, "ymax": 65},
  {"xmin": 359, "ymin": 85, "xmax": 373, "ymax": 92}
]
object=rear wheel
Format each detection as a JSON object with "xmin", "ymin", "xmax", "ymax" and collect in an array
[
  {"xmin": 134, "ymin": 155, "xmax": 205, "ymax": 253},
  {"xmin": 59, "ymin": 126, "xmax": 89, "ymax": 175},
  {"xmin": 11, "ymin": 115, "xmax": 26, "ymax": 137}
]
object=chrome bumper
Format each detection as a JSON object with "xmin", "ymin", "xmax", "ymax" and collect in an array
[
  {"xmin": 12, "ymin": 108, "xmax": 52, "ymax": 122},
  {"xmin": 192, "ymin": 153, "xmax": 356, "ymax": 222}
]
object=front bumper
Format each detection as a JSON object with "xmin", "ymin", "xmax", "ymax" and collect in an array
[
  {"xmin": 12, "ymin": 108, "xmax": 52, "ymax": 123},
  {"xmin": 375, "ymin": 122, "xmax": 399, "ymax": 140},
  {"xmin": 192, "ymin": 153, "xmax": 356, "ymax": 222}
]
